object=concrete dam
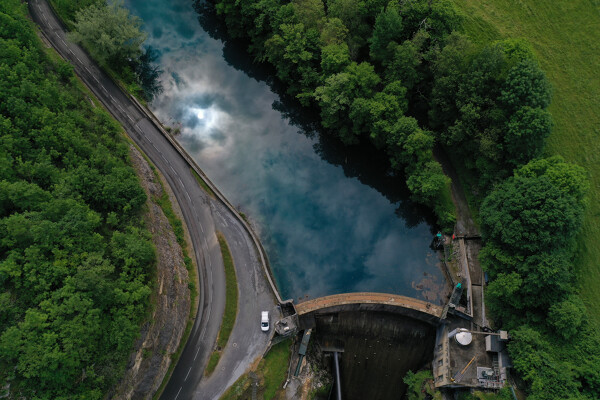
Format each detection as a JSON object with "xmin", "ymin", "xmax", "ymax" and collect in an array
[
  {"xmin": 282, "ymin": 294, "xmax": 444, "ymax": 399},
  {"xmin": 276, "ymin": 237, "xmax": 512, "ymax": 400}
]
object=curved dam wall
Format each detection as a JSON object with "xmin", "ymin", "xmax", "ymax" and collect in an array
[{"xmin": 296, "ymin": 294, "xmax": 441, "ymax": 400}]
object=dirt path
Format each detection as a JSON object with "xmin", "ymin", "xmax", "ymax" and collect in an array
[
  {"xmin": 435, "ymin": 146, "xmax": 490, "ymax": 327},
  {"xmin": 433, "ymin": 146, "xmax": 478, "ymax": 236}
]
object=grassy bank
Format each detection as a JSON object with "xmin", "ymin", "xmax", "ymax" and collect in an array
[
  {"xmin": 220, "ymin": 339, "xmax": 292, "ymax": 400},
  {"xmin": 191, "ymin": 168, "xmax": 216, "ymax": 198},
  {"xmin": 206, "ymin": 232, "xmax": 239, "ymax": 375},
  {"xmin": 452, "ymin": 0, "xmax": 600, "ymax": 325}
]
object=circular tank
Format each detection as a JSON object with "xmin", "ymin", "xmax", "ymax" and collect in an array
[{"xmin": 455, "ymin": 331, "xmax": 473, "ymax": 346}]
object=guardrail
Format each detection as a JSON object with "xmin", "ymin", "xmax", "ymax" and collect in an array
[
  {"xmin": 127, "ymin": 94, "xmax": 289, "ymax": 305},
  {"xmin": 39, "ymin": 0, "xmax": 287, "ymax": 305}
]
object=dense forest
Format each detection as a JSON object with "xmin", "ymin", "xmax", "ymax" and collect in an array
[
  {"xmin": 0, "ymin": 1, "xmax": 155, "ymax": 398},
  {"xmin": 205, "ymin": 0, "xmax": 599, "ymax": 398},
  {"xmin": 480, "ymin": 157, "xmax": 600, "ymax": 399},
  {"xmin": 204, "ymin": 0, "xmax": 553, "ymax": 229}
]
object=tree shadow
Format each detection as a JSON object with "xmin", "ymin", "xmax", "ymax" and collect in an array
[{"xmin": 193, "ymin": 0, "xmax": 437, "ymax": 231}]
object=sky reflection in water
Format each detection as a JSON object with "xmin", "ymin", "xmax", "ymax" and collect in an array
[{"xmin": 125, "ymin": 0, "xmax": 447, "ymax": 303}]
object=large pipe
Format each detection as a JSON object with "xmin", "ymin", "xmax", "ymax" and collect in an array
[
  {"xmin": 333, "ymin": 351, "xmax": 342, "ymax": 400},
  {"xmin": 294, "ymin": 354, "xmax": 305, "ymax": 377}
]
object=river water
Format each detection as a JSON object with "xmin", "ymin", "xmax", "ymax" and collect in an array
[{"xmin": 125, "ymin": 0, "xmax": 447, "ymax": 303}]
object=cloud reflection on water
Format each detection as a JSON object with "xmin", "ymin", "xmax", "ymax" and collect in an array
[{"xmin": 125, "ymin": 0, "xmax": 447, "ymax": 302}]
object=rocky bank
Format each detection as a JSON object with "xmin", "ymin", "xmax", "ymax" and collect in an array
[{"xmin": 110, "ymin": 145, "xmax": 192, "ymax": 399}]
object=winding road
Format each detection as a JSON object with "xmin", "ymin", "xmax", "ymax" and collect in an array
[{"xmin": 28, "ymin": 1, "xmax": 279, "ymax": 399}]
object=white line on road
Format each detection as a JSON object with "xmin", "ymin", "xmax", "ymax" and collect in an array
[
  {"xmin": 174, "ymin": 387, "xmax": 182, "ymax": 400},
  {"xmin": 68, "ymin": 49, "xmax": 74, "ymax": 54},
  {"xmin": 194, "ymin": 347, "xmax": 200, "ymax": 361},
  {"xmin": 127, "ymin": 115, "xmax": 134, "ymax": 122},
  {"xmin": 109, "ymin": 94, "xmax": 115, "ymax": 101},
  {"xmin": 60, "ymin": 39, "xmax": 66, "ymax": 46},
  {"xmin": 75, "ymin": 56, "xmax": 82, "ymax": 63},
  {"xmin": 184, "ymin": 367, "xmax": 192, "ymax": 381},
  {"xmin": 100, "ymin": 84, "xmax": 107, "ymax": 92}
]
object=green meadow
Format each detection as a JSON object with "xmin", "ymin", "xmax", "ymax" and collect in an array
[{"xmin": 453, "ymin": 0, "xmax": 600, "ymax": 324}]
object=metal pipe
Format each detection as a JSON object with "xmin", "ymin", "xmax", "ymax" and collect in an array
[
  {"xmin": 294, "ymin": 354, "xmax": 304, "ymax": 377},
  {"xmin": 333, "ymin": 351, "xmax": 342, "ymax": 400}
]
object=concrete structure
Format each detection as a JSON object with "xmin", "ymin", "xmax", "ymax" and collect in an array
[
  {"xmin": 295, "ymin": 292, "xmax": 444, "ymax": 329},
  {"xmin": 432, "ymin": 323, "xmax": 510, "ymax": 389},
  {"xmin": 432, "ymin": 236, "xmax": 510, "ymax": 391},
  {"xmin": 288, "ymin": 293, "xmax": 443, "ymax": 400},
  {"xmin": 281, "ymin": 236, "xmax": 511, "ymax": 398}
]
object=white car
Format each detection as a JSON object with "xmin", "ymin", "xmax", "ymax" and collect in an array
[{"xmin": 261, "ymin": 311, "xmax": 269, "ymax": 332}]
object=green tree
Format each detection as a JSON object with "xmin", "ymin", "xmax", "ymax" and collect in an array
[
  {"xmin": 292, "ymin": 0, "xmax": 325, "ymax": 30},
  {"xmin": 369, "ymin": 5, "xmax": 403, "ymax": 63},
  {"xmin": 406, "ymin": 161, "xmax": 449, "ymax": 206},
  {"xmin": 314, "ymin": 61, "xmax": 380, "ymax": 144},
  {"xmin": 480, "ymin": 169, "xmax": 584, "ymax": 255},
  {"xmin": 349, "ymin": 80, "xmax": 407, "ymax": 144},
  {"xmin": 548, "ymin": 296, "xmax": 586, "ymax": 339},
  {"xmin": 509, "ymin": 326, "xmax": 583, "ymax": 400},
  {"xmin": 515, "ymin": 156, "xmax": 589, "ymax": 204},
  {"xmin": 504, "ymin": 106, "xmax": 552, "ymax": 167},
  {"xmin": 384, "ymin": 34, "xmax": 424, "ymax": 90},
  {"xmin": 499, "ymin": 58, "xmax": 552, "ymax": 113},
  {"xmin": 321, "ymin": 43, "xmax": 350, "ymax": 75},
  {"xmin": 326, "ymin": 0, "xmax": 370, "ymax": 57},
  {"xmin": 430, "ymin": 37, "xmax": 553, "ymax": 189},
  {"xmin": 70, "ymin": 1, "xmax": 146, "ymax": 68},
  {"xmin": 265, "ymin": 22, "xmax": 321, "ymax": 99},
  {"xmin": 480, "ymin": 158, "xmax": 588, "ymax": 326},
  {"xmin": 320, "ymin": 17, "xmax": 348, "ymax": 45},
  {"xmin": 396, "ymin": 0, "xmax": 460, "ymax": 42}
]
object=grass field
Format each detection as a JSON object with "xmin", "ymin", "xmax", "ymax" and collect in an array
[
  {"xmin": 205, "ymin": 232, "xmax": 239, "ymax": 375},
  {"xmin": 452, "ymin": 0, "xmax": 600, "ymax": 325},
  {"xmin": 220, "ymin": 339, "xmax": 292, "ymax": 400}
]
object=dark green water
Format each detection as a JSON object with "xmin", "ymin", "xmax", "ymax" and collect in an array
[{"xmin": 125, "ymin": 0, "xmax": 448, "ymax": 303}]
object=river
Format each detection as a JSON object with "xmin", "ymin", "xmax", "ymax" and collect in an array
[{"xmin": 124, "ymin": 0, "xmax": 448, "ymax": 304}]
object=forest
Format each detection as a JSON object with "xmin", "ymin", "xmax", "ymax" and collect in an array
[
  {"xmin": 0, "ymin": 1, "xmax": 154, "ymax": 398},
  {"xmin": 206, "ymin": 0, "xmax": 554, "ymax": 230},
  {"xmin": 1, "ymin": 0, "xmax": 598, "ymax": 397},
  {"xmin": 206, "ymin": 0, "xmax": 599, "ymax": 397}
]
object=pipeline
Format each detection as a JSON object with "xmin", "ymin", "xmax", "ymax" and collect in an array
[{"xmin": 333, "ymin": 352, "xmax": 342, "ymax": 400}]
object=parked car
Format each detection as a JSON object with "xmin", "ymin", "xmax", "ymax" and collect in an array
[{"xmin": 261, "ymin": 311, "xmax": 269, "ymax": 332}]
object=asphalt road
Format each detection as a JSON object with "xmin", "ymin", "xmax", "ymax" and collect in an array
[{"xmin": 29, "ymin": 1, "xmax": 278, "ymax": 398}]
